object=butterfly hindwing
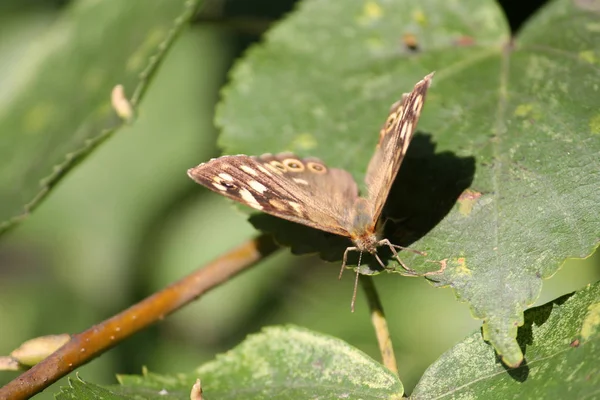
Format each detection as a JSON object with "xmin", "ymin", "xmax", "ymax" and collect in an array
[
  {"xmin": 364, "ymin": 73, "xmax": 434, "ymax": 222},
  {"xmin": 187, "ymin": 153, "xmax": 360, "ymax": 237}
]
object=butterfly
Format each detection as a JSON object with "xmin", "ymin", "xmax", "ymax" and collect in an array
[{"xmin": 188, "ymin": 72, "xmax": 434, "ymax": 310}]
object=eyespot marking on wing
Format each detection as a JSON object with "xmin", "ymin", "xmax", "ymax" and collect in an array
[
  {"xmin": 268, "ymin": 160, "xmax": 287, "ymax": 173},
  {"xmin": 384, "ymin": 112, "xmax": 399, "ymax": 133},
  {"xmin": 307, "ymin": 162, "xmax": 327, "ymax": 174},
  {"xmin": 283, "ymin": 158, "xmax": 305, "ymax": 172},
  {"xmin": 211, "ymin": 175, "xmax": 234, "ymax": 189}
]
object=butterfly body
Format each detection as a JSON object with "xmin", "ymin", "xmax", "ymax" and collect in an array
[
  {"xmin": 188, "ymin": 73, "xmax": 434, "ymax": 308},
  {"xmin": 346, "ymin": 198, "xmax": 378, "ymax": 250}
]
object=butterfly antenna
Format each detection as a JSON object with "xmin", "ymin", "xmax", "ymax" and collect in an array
[
  {"xmin": 351, "ymin": 268, "xmax": 359, "ymax": 313},
  {"xmin": 349, "ymin": 251, "xmax": 363, "ymax": 312}
]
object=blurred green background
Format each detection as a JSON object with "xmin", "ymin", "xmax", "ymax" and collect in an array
[{"xmin": 0, "ymin": 1, "xmax": 598, "ymax": 398}]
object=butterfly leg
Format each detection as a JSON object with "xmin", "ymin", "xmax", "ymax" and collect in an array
[
  {"xmin": 389, "ymin": 244, "xmax": 427, "ymax": 256},
  {"xmin": 339, "ymin": 246, "xmax": 359, "ymax": 279},
  {"xmin": 378, "ymin": 239, "xmax": 419, "ymax": 276},
  {"xmin": 373, "ymin": 252, "xmax": 387, "ymax": 269}
]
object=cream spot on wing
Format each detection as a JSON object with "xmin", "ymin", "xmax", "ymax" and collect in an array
[
  {"xmin": 400, "ymin": 120, "xmax": 411, "ymax": 138},
  {"xmin": 240, "ymin": 165, "xmax": 258, "ymax": 176},
  {"xmin": 239, "ymin": 188, "xmax": 262, "ymax": 210},
  {"xmin": 257, "ymin": 165, "xmax": 273, "ymax": 176},
  {"xmin": 402, "ymin": 121, "xmax": 413, "ymax": 153},
  {"xmin": 212, "ymin": 182, "xmax": 227, "ymax": 191},
  {"xmin": 288, "ymin": 201, "xmax": 303, "ymax": 215},
  {"xmin": 218, "ymin": 173, "xmax": 234, "ymax": 181},
  {"xmin": 248, "ymin": 180, "xmax": 267, "ymax": 193},
  {"xmin": 412, "ymin": 95, "xmax": 423, "ymax": 113},
  {"xmin": 269, "ymin": 199, "xmax": 287, "ymax": 210},
  {"xmin": 293, "ymin": 178, "xmax": 309, "ymax": 185}
]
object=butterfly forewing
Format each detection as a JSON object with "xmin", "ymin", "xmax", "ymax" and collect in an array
[
  {"xmin": 364, "ymin": 73, "xmax": 434, "ymax": 222},
  {"xmin": 187, "ymin": 153, "xmax": 360, "ymax": 237}
]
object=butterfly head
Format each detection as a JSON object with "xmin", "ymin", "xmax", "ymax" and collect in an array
[{"xmin": 350, "ymin": 231, "xmax": 379, "ymax": 255}]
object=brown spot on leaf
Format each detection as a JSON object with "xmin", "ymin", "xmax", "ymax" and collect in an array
[
  {"xmin": 455, "ymin": 257, "xmax": 471, "ymax": 275},
  {"xmin": 458, "ymin": 189, "xmax": 483, "ymax": 215}
]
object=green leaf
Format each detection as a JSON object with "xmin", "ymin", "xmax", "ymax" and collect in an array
[
  {"xmin": 215, "ymin": 0, "xmax": 600, "ymax": 367},
  {"xmin": 411, "ymin": 281, "xmax": 600, "ymax": 399},
  {"xmin": 192, "ymin": 325, "xmax": 402, "ymax": 399},
  {"xmin": 57, "ymin": 326, "xmax": 402, "ymax": 399},
  {"xmin": 57, "ymin": 378, "xmax": 134, "ymax": 400},
  {"xmin": 0, "ymin": 0, "xmax": 199, "ymax": 234}
]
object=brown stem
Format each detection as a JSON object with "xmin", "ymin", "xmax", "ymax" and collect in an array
[
  {"xmin": 359, "ymin": 275, "xmax": 398, "ymax": 375},
  {"xmin": 0, "ymin": 234, "xmax": 278, "ymax": 400}
]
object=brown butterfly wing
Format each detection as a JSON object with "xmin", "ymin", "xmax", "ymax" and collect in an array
[
  {"xmin": 187, "ymin": 153, "xmax": 360, "ymax": 237},
  {"xmin": 364, "ymin": 72, "xmax": 434, "ymax": 222}
]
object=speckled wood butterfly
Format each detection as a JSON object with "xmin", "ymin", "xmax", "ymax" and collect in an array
[{"xmin": 188, "ymin": 73, "xmax": 434, "ymax": 309}]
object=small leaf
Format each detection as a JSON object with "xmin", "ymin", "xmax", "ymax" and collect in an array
[
  {"xmin": 10, "ymin": 333, "xmax": 70, "ymax": 367},
  {"xmin": 411, "ymin": 281, "xmax": 600, "ymax": 399}
]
